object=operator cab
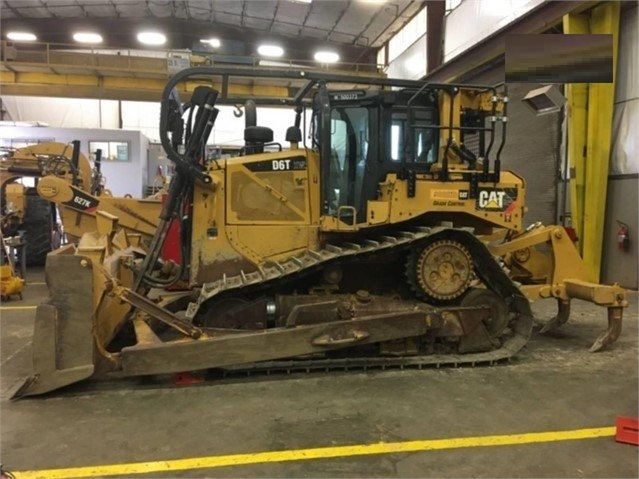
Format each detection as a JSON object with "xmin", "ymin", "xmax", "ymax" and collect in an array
[{"xmin": 312, "ymin": 88, "xmax": 439, "ymax": 223}]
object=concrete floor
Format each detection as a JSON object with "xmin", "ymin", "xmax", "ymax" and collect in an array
[{"xmin": 1, "ymin": 267, "xmax": 637, "ymax": 478}]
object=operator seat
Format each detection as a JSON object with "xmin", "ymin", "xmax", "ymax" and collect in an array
[{"xmin": 244, "ymin": 126, "xmax": 273, "ymax": 154}]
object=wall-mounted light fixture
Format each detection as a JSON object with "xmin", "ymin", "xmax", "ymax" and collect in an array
[{"xmin": 521, "ymin": 85, "xmax": 566, "ymax": 116}]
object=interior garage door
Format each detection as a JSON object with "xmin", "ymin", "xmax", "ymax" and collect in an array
[
  {"xmin": 498, "ymin": 82, "xmax": 560, "ymax": 226},
  {"xmin": 459, "ymin": 66, "xmax": 561, "ymax": 226}
]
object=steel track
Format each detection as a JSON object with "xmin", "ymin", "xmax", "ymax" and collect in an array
[{"xmin": 180, "ymin": 226, "xmax": 534, "ymax": 372}]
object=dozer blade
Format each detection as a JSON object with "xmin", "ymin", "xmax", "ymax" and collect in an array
[{"xmin": 11, "ymin": 248, "xmax": 95, "ymax": 398}]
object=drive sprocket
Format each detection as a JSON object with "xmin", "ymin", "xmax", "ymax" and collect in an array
[{"xmin": 408, "ymin": 239, "xmax": 473, "ymax": 302}]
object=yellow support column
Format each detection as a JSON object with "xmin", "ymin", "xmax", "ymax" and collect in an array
[
  {"xmin": 582, "ymin": 2, "xmax": 620, "ymax": 281},
  {"xmin": 562, "ymin": 12, "xmax": 589, "ymax": 256}
]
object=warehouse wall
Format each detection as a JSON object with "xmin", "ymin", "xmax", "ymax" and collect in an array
[
  {"xmin": 601, "ymin": 176, "xmax": 638, "ymax": 289},
  {"xmin": 609, "ymin": 4, "xmax": 638, "ymax": 176},
  {"xmin": 1, "ymin": 96, "xmax": 119, "ymax": 129},
  {"xmin": 387, "ymin": 35, "xmax": 426, "ymax": 80},
  {"xmin": 444, "ymin": 0, "xmax": 545, "ymax": 62},
  {"xmin": 0, "ymin": 126, "xmax": 148, "ymax": 198},
  {"xmin": 601, "ymin": 4, "xmax": 638, "ymax": 288}
]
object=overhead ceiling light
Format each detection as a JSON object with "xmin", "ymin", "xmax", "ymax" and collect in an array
[
  {"xmin": 6, "ymin": 31, "xmax": 37, "ymax": 42},
  {"xmin": 73, "ymin": 32, "xmax": 103, "ymax": 44},
  {"xmin": 257, "ymin": 44, "xmax": 284, "ymax": 57},
  {"xmin": 200, "ymin": 38, "xmax": 221, "ymax": 48},
  {"xmin": 290, "ymin": 0, "xmax": 312, "ymax": 3},
  {"xmin": 137, "ymin": 31, "xmax": 166, "ymax": 46},
  {"xmin": 314, "ymin": 50, "xmax": 340, "ymax": 63}
]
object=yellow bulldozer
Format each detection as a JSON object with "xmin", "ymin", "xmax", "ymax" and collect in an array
[
  {"xmin": 12, "ymin": 67, "xmax": 627, "ymax": 398},
  {"xmin": 0, "ymin": 141, "xmax": 95, "ymax": 266},
  {"xmin": 1, "ymin": 141, "xmax": 163, "ymax": 257}
]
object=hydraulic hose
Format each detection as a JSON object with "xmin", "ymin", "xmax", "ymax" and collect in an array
[
  {"xmin": 135, "ymin": 74, "xmax": 220, "ymax": 291},
  {"xmin": 495, "ymin": 86, "xmax": 508, "ymax": 181}
]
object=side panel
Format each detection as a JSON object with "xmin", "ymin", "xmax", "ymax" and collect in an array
[
  {"xmin": 231, "ymin": 225, "xmax": 314, "ymax": 265},
  {"xmin": 357, "ymin": 171, "xmax": 526, "ymax": 231},
  {"xmin": 191, "ymin": 150, "xmax": 318, "ymax": 284},
  {"xmin": 225, "ymin": 152, "xmax": 311, "ymax": 225},
  {"xmin": 191, "ymin": 169, "xmax": 243, "ymax": 284}
]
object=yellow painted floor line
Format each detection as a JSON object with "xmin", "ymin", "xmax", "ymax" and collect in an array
[
  {"xmin": 12, "ymin": 426, "xmax": 616, "ymax": 479},
  {"xmin": 0, "ymin": 305, "xmax": 37, "ymax": 311}
]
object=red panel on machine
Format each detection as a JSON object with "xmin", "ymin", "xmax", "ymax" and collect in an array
[
  {"xmin": 160, "ymin": 194, "xmax": 181, "ymax": 263},
  {"xmin": 161, "ymin": 218, "xmax": 181, "ymax": 263}
]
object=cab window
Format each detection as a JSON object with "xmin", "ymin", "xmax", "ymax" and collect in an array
[
  {"xmin": 390, "ymin": 108, "xmax": 437, "ymax": 164},
  {"xmin": 328, "ymin": 106, "xmax": 368, "ymax": 214}
]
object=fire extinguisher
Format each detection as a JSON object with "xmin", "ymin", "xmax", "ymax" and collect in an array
[{"xmin": 617, "ymin": 220, "xmax": 630, "ymax": 252}]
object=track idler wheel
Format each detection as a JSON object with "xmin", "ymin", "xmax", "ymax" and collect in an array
[
  {"xmin": 408, "ymin": 239, "xmax": 473, "ymax": 303},
  {"xmin": 460, "ymin": 288, "xmax": 510, "ymax": 338},
  {"xmin": 454, "ymin": 288, "xmax": 511, "ymax": 353}
]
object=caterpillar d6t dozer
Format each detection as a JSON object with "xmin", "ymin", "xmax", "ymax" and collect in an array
[{"xmin": 13, "ymin": 68, "xmax": 627, "ymax": 398}]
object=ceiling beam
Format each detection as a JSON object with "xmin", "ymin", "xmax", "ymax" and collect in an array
[
  {"xmin": 0, "ymin": 70, "xmax": 293, "ymax": 103},
  {"xmin": 426, "ymin": 1, "xmax": 445, "ymax": 74}
]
